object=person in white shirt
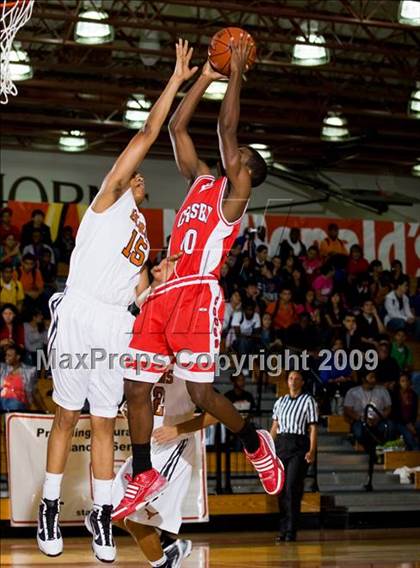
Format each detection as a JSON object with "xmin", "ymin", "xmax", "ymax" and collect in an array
[
  {"xmin": 384, "ymin": 278, "xmax": 420, "ymax": 340},
  {"xmin": 232, "ymin": 300, "xmax": 261, "ymax": 376}
]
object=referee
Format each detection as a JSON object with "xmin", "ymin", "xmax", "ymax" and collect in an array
[{"xmin": 270, "ymin": 370, "xmax": 318, "ymax": 542}]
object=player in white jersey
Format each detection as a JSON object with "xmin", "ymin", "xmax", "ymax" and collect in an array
[
  {"xmin": 113, "ymin": 370, "xmax": 217, "ymax": 568},
  {"xmin": 37, "ymin": 39, "xmax": 198, "ymax": 562}
]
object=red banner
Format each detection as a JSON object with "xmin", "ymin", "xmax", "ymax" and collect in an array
[{"xmin": 7, "ymin": 202, "xmax": 420, "ymax": 275}]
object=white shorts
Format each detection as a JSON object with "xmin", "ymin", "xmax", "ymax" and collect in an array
[
  {"xmin": 48, "ymin": 290, "xmax": 135, "ymax": 418},
  {"xmin": 112, "ymin": 436, "xmax": 195, "ymax": 534}
]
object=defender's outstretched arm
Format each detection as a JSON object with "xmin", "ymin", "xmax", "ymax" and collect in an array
[{"xmin": 94, "ymin": 39, "xmax": 198, "ymax": 212}]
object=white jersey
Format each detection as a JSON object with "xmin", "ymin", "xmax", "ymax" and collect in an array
[{"xmin": 66, "ymin": 189, "xmax": 150, "ymax": 306}]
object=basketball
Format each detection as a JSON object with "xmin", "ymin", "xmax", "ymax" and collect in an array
[{"xmin": 208, "ymin": 27, "xmax": 256, "ymax": 76}]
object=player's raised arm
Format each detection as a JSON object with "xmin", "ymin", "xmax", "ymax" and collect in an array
[
  {"xmin": 93, "ymin": 39, "xmax": 198, "ymax": 212},
  {"xmin": 217, "ymin": 35, "xmax": 261, "ymax": 223},
  {"xmin": 169, "ymin": 60, "xmax": 223, "ymax": 183}
]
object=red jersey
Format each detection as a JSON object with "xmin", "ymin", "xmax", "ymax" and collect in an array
[{"xmin": 169, "ymin": 175, "xmax": 243, "ymax": 279}]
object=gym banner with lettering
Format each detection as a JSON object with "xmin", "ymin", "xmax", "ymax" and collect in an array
[
  {"xmin": 6, "ymin": 201, "xmax": 419, "ymax": 274},
  {"xmin": 6, "ymin": 413, "xmax": 208, "ymax": 527}
]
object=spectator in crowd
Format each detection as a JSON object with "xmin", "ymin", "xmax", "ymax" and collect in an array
[
  {"xmin": 390, "ymin": 259, "xmax": 408, "ymax": 288},
  {"xmin": 24, "ymin": 309, "xmax": 48, "ymax": 366},
  {"xmin": 346, "ymin": 244, "xmax": 369, "ymax": 282},
  {"xmin": 390, "ymin": 330, "xmax": 413, "ymax": 371},
  {"xmin": 279, "ymin": 255, "xmax": 296, "ymax": 289},
  {"xmin": 313, "ymin": 263, "xmax": 335, "ymax": 304},
  {"xmin": 0, "ymin": 303, "xmax": 25, "ymax": 354},
  {"xmin": 323, "ymin": 291, "xmax": 346, "ymax": 333},
  {"xmin": 391, "ymin": 373, "xmax": 420, "ymax": 450},
  {"xmin": 238, "ymin": 255, "xmax": 256, "ymax": 287},
  {"xmin": 0, "ymin": 264, "xmax": 24, "ymax": 310},
  {"xmin": 231, "ymin": 300, "xmax": 262, "ymax": 376},
  {"xmin": 271, "ymin": 255, "xmax": 282, "ymax": 280},
  {"xmin": 290, "ymin": 268, "xmax": 306, "ymax": 304},
  {"xmin": 279, "ymin": 228, "xmax": 306, "ymax": 262},
  {"xmin": 19, "ymin": 253, "xmax": 44, "ymax": 307},
  {"xmin": 23, "ymin": 229, "xmax": 55, "ymax": 266},
  {"xmin": 0, "ymin": 345, "xmax": 36, "ymax": 412},
  {"xmin": 384, "ymin": 278, "xmax": 419, "ymax": 338},
  {"xmin": 344, "ymin": 371, "xmax": 395, "ymax": 489},
  {"xmin": 296, "ymin": 289, "xmax": 320, "ymax": 324},
  {"xmin": 258, "ymin": 264, "xmax": 278, "ymax": 305},
  {"xmin": 319, "ymin": 338, "xmax": 354, "ymax": 415},
  {"xmin": 39, "ymin": 248, "xmax": 58, "ymax": 299},
  {"xmin": 21, "ymin": 209, "xmax": 52, "ymax": 248},
  {"xmin": 225, "ymin": 373, "xmax": 256, "ymax": 415},
  {"xmin": 287, "ymin": 312, "xmax": 319, "ymax": 351},
  {"xmin": 223, "ymin": 290, "xmax": 242, "ymax": 349},
  {"xmin": 53, "ymin": 225, "xmax": 75, "ymax": 264},
  {"xmin": 338, "ymin": 313, "xmax": 362, "ymax": 352},
  {"xmin": 319, "ymin": 223, "xmax": 348, "ymax": 258},
  {"xmin": 369, "ymin": 260, "xmax": 389, "ymax": 307},
  {"xmin": 220, "ymin": 263, "xmax": 235, "ymax": 299},
  {"xmin": 348, "ymin": 272, "xmax": 371, "ymax": 309},
  {"xmin": 301, "ymin": 246, "xmax": 321, "ymax": 285},
  {"xmin": 0, "ymin": 233, "xmax": 21, "ymax": 269},
  {"xmin": 254, "ymin": 226, "xmax": 268, "ymax": 249},
  {"xmin": 0, "ymin": 207, "xmax": 20, "ymax": 242},
  {"xmin": 375, "ymin": 341, "xmax": 401, "ymax": 389},
  {"xmin": 357, "ymin": 299, "xmax": 386, "ymax": 350},
  {"xmin": 241, "ymin": 227, "xmax": 258, "ymax": 259},
  {"xmin": 266, "ymin": 287, "xmax": 298, "ymax": 339},
  {"xmin": 270, "ymin": 371, "xmax": 318, "ymax": 542},
  {"xmin": 255, "ymin": 245, "xmax": 269, "ymax": 276}
]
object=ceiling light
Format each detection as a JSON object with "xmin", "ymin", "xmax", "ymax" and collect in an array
[
  {"xmin": 59, "ymin": 130, "xmax": 88, "ymax": 152},
  {"xmin": 398, "ymin": 0, "xmax": 420, "ymax": 25},
  {"xmin": 292, "ymin": 21, "xmax": 330, "ymax": 67},
  {"xmin": 9, "ymin": 42, "xmax": 33, "ymax": 81},
  {"xmin": 74, "ymin": 1, "xmax": 114, "ymax": 45},
  {"xmin": 321, "ymin": 111, "xmax": 350, "ymax": 142},
  {"xmin": 139, "ymin": 30, "xmax": 161, "ymax": 66},
  {"xmin": 123, "ymin": 94, "xmax": 152, "ymax": 129},
  {"xmin": 412, "ymin": 159, "xmax": 420, "ymax": 177},
  {"xmin": 203, "ymin": 80, "xmax": 228, "ymax": 101},
  {"xmin": 408, "ymin": 83, "xmax": 420, "ymax": 117},
  {"xmin": 250, "ymin": 143, "xmax": 273, "ymax": 164}
]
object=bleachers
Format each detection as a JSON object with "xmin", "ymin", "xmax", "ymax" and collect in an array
[{"xmin": 383, "ymin": 451, "xmax": 420, "ymax": 470}]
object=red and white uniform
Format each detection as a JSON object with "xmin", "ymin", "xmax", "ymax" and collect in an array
[{"xmin": 126, "ymin": 174, "xmax": 243, "ymax": 383}]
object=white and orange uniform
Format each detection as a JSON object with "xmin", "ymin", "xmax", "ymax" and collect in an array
[
  {"xmin": 126, "ymin": 174, "xmax": 244, "ymax": 383},
  {"xmin": 113, "ymin": 372, "xmax": 197, "ymax": 533},
  {"xmin": 49, "ymin": 190, "xmax": 150, "ymax": 417}
]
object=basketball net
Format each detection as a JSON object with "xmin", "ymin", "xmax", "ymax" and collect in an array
[{"xmin": 0, "ymin": 0, "xmax": 34, "ymax": 104}]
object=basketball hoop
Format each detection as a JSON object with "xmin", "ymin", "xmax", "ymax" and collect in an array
[{"xmin": 0, "ymin": 0, "xmax": 34, "ymax": 104}]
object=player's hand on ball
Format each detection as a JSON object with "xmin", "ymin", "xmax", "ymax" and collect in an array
[
  {"xmin": 151, "ymin": 252, "xmax": 182, "ymax": 285},
  {"xmin": 230, "ymin": 33, "xmax": 254, "ymax": 74},
  {"xmin": 173, "ymin": 38, "xmax": 199, "ymax": 82},
  {"xmin": 153, "ymin": 425, "xmax": 179, "ymax": 444},
  {"xmin": 202, "ymin": 60, "xmax": 224, "ymax": 81}
]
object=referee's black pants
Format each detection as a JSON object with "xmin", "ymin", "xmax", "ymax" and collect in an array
[{"xmin": 275, "ymin": 433, "xmax": 309, "ymax": 535}]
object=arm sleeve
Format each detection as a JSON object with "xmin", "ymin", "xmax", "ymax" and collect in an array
[
  {"xmin": 307, "ymin": 396, "xmax": 318, "ymax": 424},
  {"xmin": 272, "ymin": 398, "xmax": 281, "ymax": 420}
]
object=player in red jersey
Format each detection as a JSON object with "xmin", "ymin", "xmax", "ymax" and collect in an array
[{"xmin": 113, "ymin": 36, "xmax": 285, "ymax": 524}]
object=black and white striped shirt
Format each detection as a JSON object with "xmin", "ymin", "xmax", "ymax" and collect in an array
[{"xmin": 272, "ymin": 393, "xmax": 318, "ymax": 435}]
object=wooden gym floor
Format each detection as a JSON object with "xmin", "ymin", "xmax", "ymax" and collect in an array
[{"xmin": 1, "ymin": 528, "xmax": 420, "ymax": 567}]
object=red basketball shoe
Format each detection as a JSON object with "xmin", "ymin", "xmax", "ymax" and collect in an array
[
  {"xmin": 245, "ymin": 429, "xmax": 285, "ymax": 495},
  {"xmin": 112, "ymin": 468, "xmax": 168, "ymax": 521}
]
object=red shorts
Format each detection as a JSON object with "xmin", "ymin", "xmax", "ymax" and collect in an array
[{"xmin": 125, "ymin": 275, "xmax": 224, "ymax": 383}]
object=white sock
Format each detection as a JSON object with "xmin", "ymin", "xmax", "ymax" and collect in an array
[
  {"xmin": 150, "ymin": 555, "xmax": 167, "ymax": 567},
  {"xmin": 93, "ymin": 478, "xmax": 113, "ymax": 506},
  {"xmin": 42, "ymin": 472, "xmax": 63, "ymax": 501}
]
